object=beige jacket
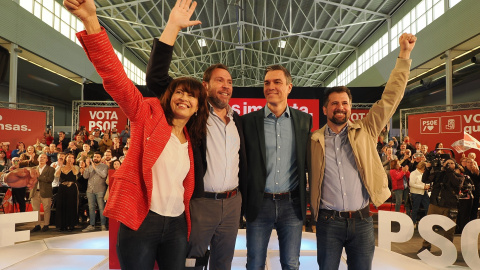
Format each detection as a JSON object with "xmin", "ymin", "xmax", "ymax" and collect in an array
[{"xmin": 309, "ymin": 59, "xmax": 411, "ymax": 221}]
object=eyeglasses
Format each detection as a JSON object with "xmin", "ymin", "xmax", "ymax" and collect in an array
[{"xmin": 445, "ymin": 162, "xmax": 455, "ymax": 166}]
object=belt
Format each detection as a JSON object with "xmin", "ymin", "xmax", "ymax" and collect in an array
[
  {"xmin": 264, "ymin": 189, "xmax": 298, "ymax": 200},
  {"xmin": 204, "ymin": 188, "xmax": 238, "ymax": 200},
  {"xmin": 320, "ymin": 205, "xmax": 371, "ymax": 219}
]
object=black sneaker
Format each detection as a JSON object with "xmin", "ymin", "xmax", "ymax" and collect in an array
[
  {"xmin": 31, "ymin": 225, "xmax": 41, "ymax": 233},
  {"xmin": 41, "ymin": 225, "xmax": 49, "ymax": 232}
]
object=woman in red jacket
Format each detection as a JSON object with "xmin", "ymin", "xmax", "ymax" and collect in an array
[
  {"xmin": 390, "ymin": 159, "xmax": 410, "ymax": 213},
  {"xmin": 64, "ymin": 0, "xmax": 208, "ymax": 269}
]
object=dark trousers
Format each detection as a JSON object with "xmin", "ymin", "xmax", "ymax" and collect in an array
[
  {"xmin": 117, "ymin": 211, "xmax": 188, "ymax": 270},
  {"xmin": 12, "ymin": 187, "xmax": 26, "ymax": 212},
  {"xmin": 316, "ymin": 210, "xmax": 375, "ymax": 270},
  {"xmin": 187, "ymin": 192, "xmax": 242, "ymax": 270}
]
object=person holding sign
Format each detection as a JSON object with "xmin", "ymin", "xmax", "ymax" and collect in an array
[{"xmin": 63, "ymin": 1, "xmax": 208, "ymax": 269}]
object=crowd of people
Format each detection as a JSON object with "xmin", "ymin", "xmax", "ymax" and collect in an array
[
  {"xmin": 0, "ymin": 126, "xmax": 128, "ymax": 233},
  {"xmin": 377, "ymin": 135, "xmax": 480, "ymax": 240}
]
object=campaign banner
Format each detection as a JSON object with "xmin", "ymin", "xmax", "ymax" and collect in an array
[
  {"xmin": 0, "ymin": 108, "xmax": 46, "ymax": 147},
  {"xmin": 79, "ymin": 107, "xmax": 129, "ymax": 133},
  {"xmin": 407, "ymin": 109, "xmax": 480, "ymax": 159},
  {"xmin": 230, "ymin": 98, "xmax": 320, "ymax": 131},
  {"xmin": 350, "ymin": 109, "xmax": 370, "ymax": 122}
]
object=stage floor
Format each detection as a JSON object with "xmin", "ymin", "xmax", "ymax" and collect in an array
[{"xmin": 0, "ymin": 228, "xmax": 468, "ymax": 270}]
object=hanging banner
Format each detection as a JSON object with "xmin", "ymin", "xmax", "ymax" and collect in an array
[
  {"xmin": 0, "ymin": 108, "xmax": 46, "ymax": 146},
  {"xmin": 79, "ymin": 107, "xmax": 129, "ymax": 133},
  {"xmin": 350, "ymin": 109, "xmax": 370, "ymax": 122},
  {"xmin": 407, "ymin": 109, "xmax": 480, "ymax": 159},
  {"xmin": 229, "ymin": 98, "xmax": 320, "ymax": 131}
]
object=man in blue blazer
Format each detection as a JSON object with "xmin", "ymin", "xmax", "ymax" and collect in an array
[{"xmin": 242, "ymin": 65, "xmax": 312, "ymax": 270}]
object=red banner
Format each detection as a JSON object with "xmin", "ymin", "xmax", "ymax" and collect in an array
[
  {"xmin": 350, "ymin": 109, "xmax": 370, "ymax": 122},
  {"xmin": 0, "ymin": 108, "xmax": 46, "ymax": 147},
  {"xmin": 79, "ymin": 107, "xmax": 129, "ymax": 133},
  {"xmin": 230, "ymin": 98, "xmax": 320, "ymax": 131},
  {"xmin": 408, "ymin": 109, "xmax": 480, "ymax": 160}
]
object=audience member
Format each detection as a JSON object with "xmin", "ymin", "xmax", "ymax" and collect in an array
[
  {"xmin": 66, "ymin": 141, "xmax": 81, "ymax": 158},
  {"xmin": 419, "ymin": 158, "xmax": 464, "ymax": 253},
  {"xmin": 54, "ymin": 131, "xmax": 70, "ymax": 152},
  {"xmin": 118, "ymin": 147, "xmax": 128, "ymax": 163},
  {"xmin": 390, "ymin": 159, "xmax": 410, "ymax": 213},
  {"xmin": 76, "ymin": 144, "xmax": 94, "ymax": 163},
  {"xmin": 85, "ymin": 134, "xmax": 99, "ymax": 151},
  {"xmin": 0, "ymin": 150, "xmax": 12, "ymax": 172},
  {"xmin": 110, "ymin": 137, "xmax": 123, "ymax": 159},
  {"xmin": 55, "ymin": 153, "xmax": 79, "ymax": 231},
  {"xmin": 83, "ymin": 152, "xmax": 108, "ymax": 232},
  {"xmin": 98, "ymin": 133, "xmax": 112, "ymax": 154},
  {"xmin": 51, "ymin": 152, "xmax": 66, "ymax": 188},
  {"xmin": 409, "ymin": 161, "xmax": 429, "ymax": 226},
  {"xmin": 119, "ymin": 125, "xmax": 130, "ymax": 145},
  {"xmin": 30, "ymin": 154, "xmax": 55, "ymax": 233},
  {"xmin": 465, "ymin": 158, "xmax": 480, "ymax": 221},
  {"xmin": 1, "ymin": 142, "xmax": 12, "ymax": 159},
  {"xmin": 11, "ymin": 142, "xmax": 26, "ymax": 158},
  {"xmin": 110, "ymin": 127, "xmax": 119, "ymax": 139}
]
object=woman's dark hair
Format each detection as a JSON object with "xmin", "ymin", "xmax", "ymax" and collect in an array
[
  {"xmin": 160, "ymin": 77, "xmax": 208, "ymax": 147},
  {"xmin": 111, "ymin": 159, "xmax": 122, "ymax": 169},
  {"xmin": 0, "ymin": 150, "xmax": 6, "ymax": 160},
  {"xmin": 435, "ymin": 142, "xmax": 442, "ymax": 149}
]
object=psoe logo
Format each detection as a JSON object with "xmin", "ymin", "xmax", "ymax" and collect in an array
[
  {"xmin": 441, "ymin": 115, "xmax": 462, "ymax": 133},
  {"xmin": 0, "ymin": 114, "xmax": 31, "ymax": 131},
  {"xmin": 420, "ymin": 117, "xmax": 440, "ymax": 134}
]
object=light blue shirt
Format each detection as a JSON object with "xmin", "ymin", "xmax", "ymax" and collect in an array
[
  {"xmin": 264, "ymin": 105, "xmax": 298, "ymax": 193},
  {"xmin": 321, "ymin": 125, "xmax": 369, "ymax": 211},
  {"xmin": 203, "ymin": 104, "xmax": 240, "ymax": 192}
]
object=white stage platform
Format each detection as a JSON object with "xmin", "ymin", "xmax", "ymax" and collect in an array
[{"xmin": 0, "ymin": 229, "xmax": 468, "ymax": 269}]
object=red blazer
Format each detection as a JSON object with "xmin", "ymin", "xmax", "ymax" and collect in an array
[
  {"xmin": 77, "ymin": 29, "xmax": 195, "ymax": 237},
  {"xmin": 390, "ymin": 169, "xmax": 410, "ymax": 191}
]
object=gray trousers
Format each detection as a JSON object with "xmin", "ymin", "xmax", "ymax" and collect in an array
[{"xmin": 186, "ymin": 191, "xmax": 242, "ymax": 270}]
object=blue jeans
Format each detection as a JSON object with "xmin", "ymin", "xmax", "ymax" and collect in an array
[
  {"xmin": 394, "ymin": 189, "xmax": 409, "ymax": 213},
  {"xmin": 410, "ymin": 192, "xmax": 430, "ymax": 223},
  {"xmin": 86, "ymin": 191, "xmax": 106, "ymax": 226},
  {"xmin": 117, "ymin": 211, "xmax": 187, "ymax": 270},
  {"xmin": 316, "ymin": 210, "xmax": 375, "ymax": 270},
  {"xmin": 246, "ymin": 197, "xmax": 303, "ymax": 270}
]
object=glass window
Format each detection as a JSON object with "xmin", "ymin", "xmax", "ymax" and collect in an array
[
  {"xmin": 20, "ymin": 0, "xmax": 34, "ymax": 13},
  {"xmin": 43, "ymin": 0, "xmax": 54, "ymax": 12},
  {"xmin": 33, "ymin": 1, "xmax": 42, "ymax": 18},
  {"xmin": 433, "ymin": 0, "xmax": 444, "ymax": 20},
  {"xmin": 450, "ymin": 0, "xmax": 462, "ymax": 7},
  {"xmin": 60, "ymin": 21, "xmax": 69, "ymax": 38},
  {"xmin": 54, "ymin": 16, "xmax": 60, "ymax": 31},
  {"xmin": 416, "ymin": 1, "xmax": 426, "ymax": 16},
  {"xmin": 42, "ymin": 8, "xmax": 53, "ymax": 26},
  {"xmin": 61, "ymin": 7, "xmax": 70, "ymax": 23},
  {"xmin": 417, "ymin": 14, "xmax": 426, "ymax": 31}
]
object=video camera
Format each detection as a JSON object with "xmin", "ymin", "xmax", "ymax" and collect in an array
[{"xmin": 425, "ymin": 148, "xmax": 455, "ymax": 170}]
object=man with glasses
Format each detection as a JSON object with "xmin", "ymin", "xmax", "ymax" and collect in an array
[{"xmin": 418, "ymin": 159, "xmax": 464, "ymax": 253}]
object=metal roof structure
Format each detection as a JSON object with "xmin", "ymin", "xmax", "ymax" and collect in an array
[{"xmin": 94, "ymin": 0, "xmax": 407, "ymax": 86}]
